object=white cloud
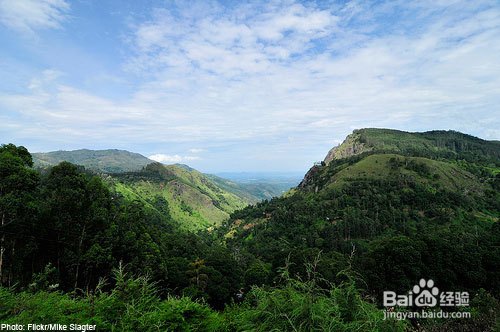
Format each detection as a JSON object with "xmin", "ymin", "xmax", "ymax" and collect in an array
[
  {"xmin": 28, "ymin": 69, "xmax": 62, "ymax": 90},
  {"xmin": 149, "ymin": 154, "xmax": 200, "ymax": 164},
  {"xmin": 127, "ymin": 2, "xmax": 338, "ymax": 77},
  {"xmin": 189, "ymin": 148, "xmax": 204, "ymax": 153},
  {"xmin": 0, "ymin": 0, "xmax": 70, "ymax": 34}
]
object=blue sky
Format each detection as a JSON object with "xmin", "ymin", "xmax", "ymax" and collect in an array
[{"xmin": 0, "ymin": 0, "xmax": 499, "ymax": 173}]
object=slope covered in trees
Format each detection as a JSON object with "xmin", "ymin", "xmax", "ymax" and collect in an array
[
  {"xmin": 31, "ymin": 149, "xmax": 254, "ymax": 230},
  {"xmin": 0, "ymin": 143, "xmax": 416, "ymax": 331}
]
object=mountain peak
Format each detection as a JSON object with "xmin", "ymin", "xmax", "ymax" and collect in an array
[{"xmin": 323, "ymin": 128, "xmax": 500, "ymax": 166}]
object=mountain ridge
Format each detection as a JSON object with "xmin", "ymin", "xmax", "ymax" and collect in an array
[
  {"xmin": 33, "ymin": 148, "xmax": 154, "ymax": 173},
  {"xmin": 299, "ymin": 128, "xmax": 500, "ymax": 191},
  {"xmin": 324, "ymin": 128, "xmax": 500, "ymax": 165}
]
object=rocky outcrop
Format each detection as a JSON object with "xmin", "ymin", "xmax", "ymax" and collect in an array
[
  {"xmin": 298, "ymin": 165, "xmax": 321, "ymax": 191},
  {"xmin": 323, "ymin": 130, "xmax": 371, "ymax": 165},
  {"xmin": 299, "ymin": 129, "xmax": 369, "ymax": 190}
]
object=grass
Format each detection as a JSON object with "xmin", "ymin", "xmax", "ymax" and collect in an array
[{"xmin": 325, "ymin": 154, "xmax": 484, "ymax": 194}]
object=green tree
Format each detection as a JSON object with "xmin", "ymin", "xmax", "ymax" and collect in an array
[
  {"xmin": 0, "ymin": 144, "xmax": 39, "ymax": 286},
  {"xmin": 40, "ymin": 162, "xmax": 113, "ymax": 291}
]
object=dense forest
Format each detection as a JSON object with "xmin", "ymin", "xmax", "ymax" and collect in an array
[{"xmin": 1, "ymin": 129, "xmax": 499, "ymax": 331}]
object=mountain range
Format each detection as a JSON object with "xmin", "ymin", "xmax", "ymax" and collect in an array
[
  {"xmin": 2, "ymin": 128, "xmax": 499, "ymax": 330},
  {"xmin": 30, "ymin": 129, "xmax": 500, "ymax": 232},
  {"xmin": 32, "ymin": 148, "xmax": 301, "ymax": 230}
]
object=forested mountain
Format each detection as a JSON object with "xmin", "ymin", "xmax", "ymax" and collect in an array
[
  {"xmin": 1, "ymin": 129, "xmax": 499, "ymax": 331},
  {"xmin": 0, "ymin": 144, "xmax": 242, "ymax": 310},
  {"xmin": 33, "ymin": 149, "xmax": 154, "ymax": 173},
  {"xmin": 323, "ymin": 128, "xmax": 500, "ymax": 165},
  {"xmin": 222, "ymin": 128, "xmax": 500, "ymax": 330}
]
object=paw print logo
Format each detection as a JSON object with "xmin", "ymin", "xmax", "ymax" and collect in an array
[{"xmin": 413, "ymin": 279, "xmax": 439, "ymax": 307}]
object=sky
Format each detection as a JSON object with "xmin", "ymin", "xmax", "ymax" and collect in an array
[{"xmin": 0, "ymin": 0, "xmax": 499, "ymax": 173}]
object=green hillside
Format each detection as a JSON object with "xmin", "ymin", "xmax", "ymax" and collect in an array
[
  {"xmin": 111, "ymin": 163, "xmax": 248, "ymax": 230},
  {"xmin": 30, "ymin": 148, "xmax": 294, "ymax": 224},
  {"xmin": 307, "ymin": 153, "xmax": 484, "ymax": 194},
  {"xmin": 33, "ymin": 149, "xmax": 153, "ymax": 173},
  {"xmin": 302, "ymin": 128, "xmax": 499, "ymax": 194}
]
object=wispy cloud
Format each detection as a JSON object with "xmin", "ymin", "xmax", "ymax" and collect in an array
[
  {"xmin": 0, "ymin": 0, "xmax": 70, "ymax": 34},
  {"xmin": 189, "ymin": 148, "xmax": 204, "ymax": 154},
  {"xmin": 149, "ymin": 154, "xmax": 200, "ymax": 164},
  {"xmin": 127, "ymin": 2, "xmax": 338, "ymax": 77}
]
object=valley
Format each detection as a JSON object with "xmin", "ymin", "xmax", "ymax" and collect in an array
[{"xmin": 1, "ymin": 128, "xmax": 499, "ymax": 331}]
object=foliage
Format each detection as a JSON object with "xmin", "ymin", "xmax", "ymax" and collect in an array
[
  {"xmin": 0, "ymin": 262, "xmax": 409, "ymax": 331},
  {"xmin": 0, "ymin": 267, "xmax": 224, "ymax": 331},
  {"xmin": 0, "ymin": 144, "xmax": 40, "ymax": 286},
  {"xmin": 224, "ymin": 259, "xmax": 406, "ymax": 331},
  {"xmin": 0, "ymin": 145, "xmax": 241, "ymax": 309},
  {"xmin": 223, "ymin": 131, "xmax": 500, "ymax": 332}
]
